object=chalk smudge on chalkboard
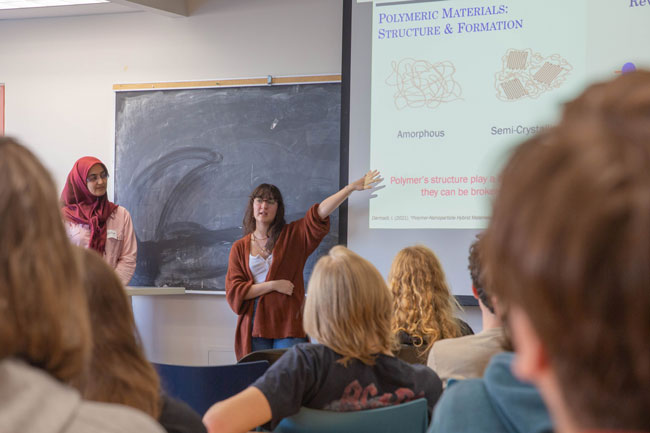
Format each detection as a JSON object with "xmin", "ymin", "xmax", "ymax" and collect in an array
[{"xmin": 115, "ymin": 83, "xmax": 341, "ymax": 291}]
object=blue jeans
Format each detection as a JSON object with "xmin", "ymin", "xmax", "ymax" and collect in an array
[
  {"xmin": 251, "ymin": 336, "xmax": 309, "ymax": 351},
  {"xmin": 251, "ymin": 298, "xmax": 308, "ymax": 352}
]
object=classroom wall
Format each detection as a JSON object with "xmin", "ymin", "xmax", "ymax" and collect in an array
[
  {"xmin": 0, "ymin": 0, "xmax": 479, "ymax": 364},
  {"xmin": 0, "ymin": 0, "xmax": 342, "ymax": 187},
  {"xmin": 0, "ymin": 0, "xmax": 343, "ymax": 365}
]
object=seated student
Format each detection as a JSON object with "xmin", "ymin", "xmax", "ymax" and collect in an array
[
  {"xmin": 428, "ymin": 236, "xmax": 505, "ymax": 385},
  {"xmin": 203, "ymin": 246, "xmax": 443, "ymax": 433},
  {"xmin": 389, "ymin": 245, "xmax": 473, "ymax": 363},
  {"xmin": 482, "ymin": 70, "xmax": 650, "ymax": 433},
  {"xmin": 429, "ymin": 352, "xmax": 552, "ymax": 433},
  {"xmin": 70, "ymin": 247, "xmax": 206, "ymax": 433},
  {"xmin": 0, "ymin": 137, "xmax": 162, "ymax": 433},
  {"xmin": 427, "ymin": 239, "xmax": 551, "ymax": 433}
]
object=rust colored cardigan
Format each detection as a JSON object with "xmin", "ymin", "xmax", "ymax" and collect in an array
[{"xmin": 225, "ymin": 204, "xmax": 330, "ymax": 360}]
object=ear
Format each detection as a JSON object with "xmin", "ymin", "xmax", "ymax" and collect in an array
[
  {"xmin": 509, "ymin": 306, "xmax": 550, "ymax": 385},
  {"xmin": 471, "ymin": 285, "xmax": 479, "ymax": 299}
]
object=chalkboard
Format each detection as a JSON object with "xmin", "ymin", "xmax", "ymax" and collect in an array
[{"xmin": 114, "ymin": 83, "xmax": 341, "ymax": 291}]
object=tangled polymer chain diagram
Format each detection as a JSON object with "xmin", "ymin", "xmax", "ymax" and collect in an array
[
  {"xmin": 386, "ymin": 58, "xmax": 463, "ymax": 110},
  {"xmin": 495, "ymin": 48, "xmax": 572, "ymax": 101}
]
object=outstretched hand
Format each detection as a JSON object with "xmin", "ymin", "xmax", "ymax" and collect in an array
[
  {"xmin": 349, "ymin": 170, "xmax": 382, "ymax": 192},
  {"xmin": 318, "ymin": 170, "xmax": 383, "ymax": 219}
]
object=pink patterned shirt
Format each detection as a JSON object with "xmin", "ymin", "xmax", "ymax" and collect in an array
[{"xmin": 65, "ymin": 206, "xmax": 137, "ymax": 286}]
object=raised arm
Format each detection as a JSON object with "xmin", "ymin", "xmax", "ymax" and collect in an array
[{"xmin": 317, "ymin": 170, "xmax": 382, "ymax": 219}]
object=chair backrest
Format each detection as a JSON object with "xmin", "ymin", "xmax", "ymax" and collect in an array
[
  {"xmin": 395, "ymin": 344, "xmax": 429, "ymax": 365},
  {"xmin": 237, "ymin": 348, "xmax": 288, "ymax": 366},
  {"xmin": 153, "ymin": 360, "xmax": 269, "ymax": 416},
  {"xmin": 273, "ymin": 398, "xmax": 428, "ymax": 433}
]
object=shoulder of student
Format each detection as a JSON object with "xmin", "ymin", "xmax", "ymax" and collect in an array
[{"xmin": 75, "ymin": 400, "xmax": 165, "ymax": 433}]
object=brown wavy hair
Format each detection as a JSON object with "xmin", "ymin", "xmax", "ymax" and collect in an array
[
  {"xmin": 389, "ymin": 245, "xmax": 462, "ymax": 354},
  {"xmin": 242, "ymin": 183, "xmax": 286, "ymax": 251},
  {"xmin": 71, "ymin": 248, "xmax": 162, "ymax": 419},
  {"xmin": 0, "ymin": 137, "xmax": 90, "ymax": 381},
  {"xmin": 304, "ymin": 246, "xmax": 398, "ymax": 366},
  {"xmin": 483, "ymin": 70, "xmax": 650, "ymax": 430}
]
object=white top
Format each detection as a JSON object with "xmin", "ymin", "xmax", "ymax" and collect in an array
[
  {"xmin": 428, "ymin": 326, "xmax": 504, "ymax": 387},
  {"xmin": 249, "ymin": 253, "xmax": 273, "ymax": 284}
]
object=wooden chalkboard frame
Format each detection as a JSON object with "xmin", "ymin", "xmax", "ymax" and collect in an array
[
  {"xmin": 114, "ymin": 76, "xmax": 345, "ymax": 292},
  {"xmin": 112, "ymin": 74, "xmax": 341, "ymax": 91}
]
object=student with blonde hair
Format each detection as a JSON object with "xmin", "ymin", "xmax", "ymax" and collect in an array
[
  {"xmin": 203, "ymin": 245, "xmax": 442, "ymax": 433},
  {"xmin": 0, "ymin": 137, "xmax": 162, "ymax": 433},
  {"xmin": 389, "ymin": 245, "xmax": 472, "ymax": 362}
]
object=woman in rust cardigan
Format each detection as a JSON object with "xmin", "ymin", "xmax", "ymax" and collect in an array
[{"xmin": 226, "ymin": 171, "xmax": 381, "ymax": 360}]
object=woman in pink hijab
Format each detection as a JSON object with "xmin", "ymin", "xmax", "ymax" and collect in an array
[{"xmin": 61, "ymin": 157, "xmax": 137, "ymax": 285}]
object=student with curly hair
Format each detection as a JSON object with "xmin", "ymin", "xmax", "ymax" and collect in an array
[{"xmin": 389, "ymin": 245, "xmax": 473, "ymax": 363}]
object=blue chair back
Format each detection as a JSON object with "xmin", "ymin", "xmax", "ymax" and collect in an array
[
  {"xmin": 153, "ymin": 360, "xmax": 269, "ymax": 416},
  {"xmin": 273, "ymin": 397, "xmax": 428, "ymax": 433}
]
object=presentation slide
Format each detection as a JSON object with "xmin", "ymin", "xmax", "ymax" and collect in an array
[{"xmin": 368, "ymin": 0, "xmax": 650, "ymax": 229}]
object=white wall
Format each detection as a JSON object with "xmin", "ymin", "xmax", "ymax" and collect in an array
[
  {"xmin": 0, "ymin": 0, "xmax": 479, "ymax": 364},
  {"xmin": 0, "ymin": 0, "xmax": 342, "ymax": 190},
  {"xmin": 0, "ymin": 0, "xmax": 343, "ymax": 365}
]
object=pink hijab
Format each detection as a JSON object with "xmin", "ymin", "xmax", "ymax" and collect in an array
[{"xmin": 60, "ymin": 157, "xmax": 118, "ymax": 253}]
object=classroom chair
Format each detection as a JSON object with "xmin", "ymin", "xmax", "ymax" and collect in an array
[
  {"xmin": 153, "ymin": 360, "xmax": 269, "ymax": 416},
  {"xmin": 237, "ymin": 348, "xmax": 288, "ymax": 366},
  {"xmin": 273, "ymin": 398, "xmax": 428, "ymax": 433},
  {"xmin": 395, "ymin": 344, "xmax": 428, "ymax": 364}
]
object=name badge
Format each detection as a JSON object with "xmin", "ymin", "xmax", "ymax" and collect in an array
[{"xmin": 107, "ymin": 229, "xmax": 118, "ymax": 240}]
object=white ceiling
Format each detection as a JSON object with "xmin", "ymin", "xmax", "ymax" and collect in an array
[{"xmin": 0, "ymin": 0, "xmax": 187, "ymax": 19}]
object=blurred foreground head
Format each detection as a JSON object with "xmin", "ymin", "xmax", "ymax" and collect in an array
[
  {"xmin": 483, "ymin": 70, "xmax": 650, "ymax": 432},
  {"xmin": 0, "ymin": 137, "xmax": 90, "ymax": 380}
]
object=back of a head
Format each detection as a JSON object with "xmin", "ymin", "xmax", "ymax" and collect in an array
[
  {"xmin": 388, "ymin": 245, "xmax": 461, "ymax": 350},
  {"xmin": 0, "ymin": 137, "xmax": 90, "ymax": 381},
  {"xmin": 483, "ymin": 70, "xmax": 650, "ymax": 430},
  {"xmin": 468, "ymin": 236, "xmax": 494, "ymax": 314},
  {"xmin": 303, "ymin": 245, "xmax": 395, "ymax": 365},
  {"xmin": 75, "ymin": 247, "xmax": 161, "ymax": 419}
]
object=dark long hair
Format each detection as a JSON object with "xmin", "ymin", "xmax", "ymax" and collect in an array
[
  {"xmin": 242, "ymin": 184, "xmax": 286, "ymax": 252},
  {"xmin": 71, "ymin": 247, "xmax": 162, "ymax": 419}
]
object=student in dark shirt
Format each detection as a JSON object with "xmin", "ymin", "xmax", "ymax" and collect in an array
[
  {"xmin": 203, "ymin": 246, "xmax": 443, "ymax": 433},
  {"xmin": 70, "ymin": 248, "xmax": 206, "ymax": 433}
]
